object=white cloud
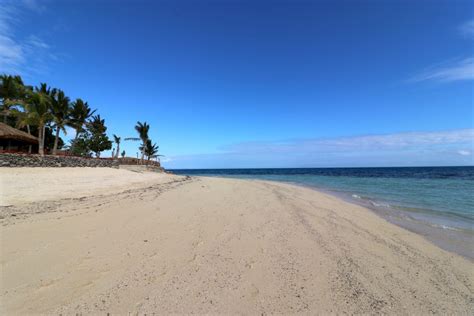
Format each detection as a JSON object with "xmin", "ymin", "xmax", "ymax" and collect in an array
[
  {"xmin": 0, "ymin": 3, "xmax": 22, "ymax": 72},
  {"xmin": 408, "ymin": 19, "xmax": 474, "ymax": 84},
  {"xmin": 164, "ymin": 129, "xmax": 474, "ymax": 168},
  {"xmin": 221, "ymin": 129, "xmax": 474, "ymax": 154},
  {"xmin": 408, "ymin": 58, "xmax": 474, "ymax": 83},
  {"xmin": 0, "ymin": 3, "xmax": 15, "ymax": 34},
  {"xmin": 0, "ymin": 1, "xmax": 55, "ymax": 75},
  {"xmin": 0, "ymin": 34, "xmax": 25, "ymax": 71}
]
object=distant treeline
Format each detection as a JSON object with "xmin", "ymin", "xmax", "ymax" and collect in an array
[{"xmin": 0, "ymin": 74, "xmax": 161, "ymax": 161}]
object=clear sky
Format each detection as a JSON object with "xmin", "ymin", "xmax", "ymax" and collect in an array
[{"xmin": 1, "ymin": 0, "xmax": 473, "ymax": 168}]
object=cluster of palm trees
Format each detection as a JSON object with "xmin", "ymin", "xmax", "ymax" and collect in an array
[
  {"xmin": 1, "ymin": 74, "xmax": 100, "ymax": 156},
  {"xmin": 126, "ymin": 121, "xmax": 161, "ymax": 163},
  {"xmin": 1, "ymin": 74, "xmax": 162, "ymax": 162}
]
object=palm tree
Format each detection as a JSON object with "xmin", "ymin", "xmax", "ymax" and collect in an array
[
  {"xmin": 24, "ymin": 88, "xmax": 53, "ymax": 155},
  {"xmin": 50, "ymin": 89, "xmax": 71, "ymax": 155},
  {"xmin": 0, "ymin": 75, "xmax": 27, "ymax": 123},
  {"xmin": 134, "ymin": 121, "xmax": 150, "ymax": 163},
  {"xmin": 88, "ymin": 114, "xmax": 106, "ymax": 133},
  {"xmin": 142, "ymin": 139, "xmax": 159, "ymax": 163},
  {"xmin": 113, "ymin": 134, "xmax": 121, "ymax": 159},
  {"xmin": 11, "ymin": 104, "xmax": 34, "ymax": 153},
  {"xmin": 36, "ymin": 82, "xmax": 52, "ymax": 96},
  {"xmin": 70, "ymin": 99, "xmax": 94, "ymax": 137},
  {"xmin": 70, "ymin": 98, "xmax": 95, "ymax": 148}
]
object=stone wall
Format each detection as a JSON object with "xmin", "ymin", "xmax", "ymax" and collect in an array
[{"xmin": 0, "ymin": 153, "xmax": 119, "ymax": 168}]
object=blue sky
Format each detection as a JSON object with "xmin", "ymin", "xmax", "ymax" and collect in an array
[{"xmin": 1, "ymin": 0, "xmax": 473, "ymax": 168}]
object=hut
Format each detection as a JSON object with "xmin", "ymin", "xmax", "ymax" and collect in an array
[{"xmin": 0, "ymin": 122, "xmax": 38, "ymax": 153}]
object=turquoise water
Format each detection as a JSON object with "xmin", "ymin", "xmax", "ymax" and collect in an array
[{"xmin": 171, "ymin": 167, "xmax": 474, "ymax": 258}]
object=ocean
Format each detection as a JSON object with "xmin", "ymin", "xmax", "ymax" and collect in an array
[{"xmin": 170, "ymin": 167, "xmax": 474, "ymax": 259}]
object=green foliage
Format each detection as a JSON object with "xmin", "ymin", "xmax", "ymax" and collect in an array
[
  {"xmin": 140, "ymin": 139, "xmax": 160, "ymax": 161},
  {"xmin": 24, "ymin": 87, "xmax": 55, "ymax": 154},
  {"xmin": 113, "ymin": 134, "xmax": 121, "ymax": 144},
  {"xmin": 135, "ymin": 121, "xmax": 150, "ymax": 142},
  {"xmin": 50, "ymin": 89, "xmax": 71, "ymax": 154},
  {"xmin": 89, "ymin": 115, "xmax": 112, "ymax": 157},
  {"xmin": 44, "ymin": 126, "xmax": 64, "ymax": 151},
  {"xmin": 70, "ymin": 98, "xmax": 95, "ymax": 137},
  {"xmin": 50, "ymin": 89, "xmax": 71, "ymax": 132},
  {"xmin": 134, "ymin": 121, "xmax": 151, "ymax": 161},
  {"xmin": 0, "ymin": 74, "xmax": 28, "ymax": 122},
  {"xmin": 0, "ymin": 74, "xmax": 25, "ymax": 103},
  {"xmin": 2, "ymin": 74, "xmax": 155, "ymax": 159},
  {"xmin": 1, "ymin": 74, "xmax": 115, "ymax": 157},
  {"xmin": 26, "ymin": 89, "xmax": 53, "ymax": 124},
  {"xmin": 69, "ymin": 115, "xmax": 112, "ymax": 157},
  {"xmin": 69, "ymin": 133, "xmax": 93, "ymax": 157},
  {"xmin": 88, "ymin": 132, "xmax": 112, "ymax": 158}
]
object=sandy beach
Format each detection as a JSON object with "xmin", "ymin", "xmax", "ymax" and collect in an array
[{"xmin": 1, "ymin": 168, "xmax": 473, "ymax": 314}]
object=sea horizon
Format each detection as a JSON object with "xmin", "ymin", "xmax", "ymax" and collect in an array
[{"xmin": 172, "ymin": 165, "xmax": 474, "ymax": 169}]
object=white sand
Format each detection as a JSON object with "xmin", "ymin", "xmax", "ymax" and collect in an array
[
  {"xmin": 0, "ymin": 167, "xmax": 174, "ymax": 206},
  {"xmin": 1, "ymin": 168, "xmax": 473, "ymax": 314}
]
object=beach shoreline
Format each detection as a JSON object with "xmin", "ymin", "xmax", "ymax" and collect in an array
[
  {"xmin": 1, "ymin": 168, "xmax": 473, "ymax": 314},
  {"xmin": 170, "ymin": 168, "xmax": 474, "ymax": 261},
  {"xmin": 291, "ymin": 182, "xmax": 474, "ymax": 261}
]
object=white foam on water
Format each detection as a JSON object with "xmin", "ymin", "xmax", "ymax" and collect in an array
[
  {"xmin": 370, "ymin": 201, "xmax": 391, "ymax": 208},
  {"xmin": 431, "ymin": 223, "xmax": 461, "ymax": 231}
]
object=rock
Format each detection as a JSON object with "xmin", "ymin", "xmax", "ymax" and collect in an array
[{"xmin": 0, "ymin": 153, "xmax": 119, "ymax": 168}]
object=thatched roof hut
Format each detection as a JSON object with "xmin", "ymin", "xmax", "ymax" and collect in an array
[{"xmin": 0, "ymin": 122, "xmax": 38, "ymax": 144}]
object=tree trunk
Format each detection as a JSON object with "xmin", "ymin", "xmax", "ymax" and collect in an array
[
  {"xmin": 38, "ymin": 125, "xmax": 44, "ymax": 156},
  {"xmin": 42, "ymin": 126, "xmax": 46, "ymax": 154},
  {"xmin": 3, "ymin": 114, "xmax": 7, "ymax": 123},
  {"xmin": 115, "ymin": 143, "xmax": 120, "ymax": 159},
  {"xmin": 27, "ymin": 125, "xmax": 32, "ymax": 154},
  {"xmin": 140, "ymin": 143, "xmax": 145, "ymax": 164},
  {"xmin": 52, "ymin": 126, "xmax": 60, "ymax": 155}
]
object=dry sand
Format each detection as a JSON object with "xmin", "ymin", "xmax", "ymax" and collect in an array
[
  {"xmin": 0, "ymin": 167, "xmax": 175, "ymax": 206},
  {"xmin": 1, "ymin": 168, "xmax": 473, "ymax": 314}
]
